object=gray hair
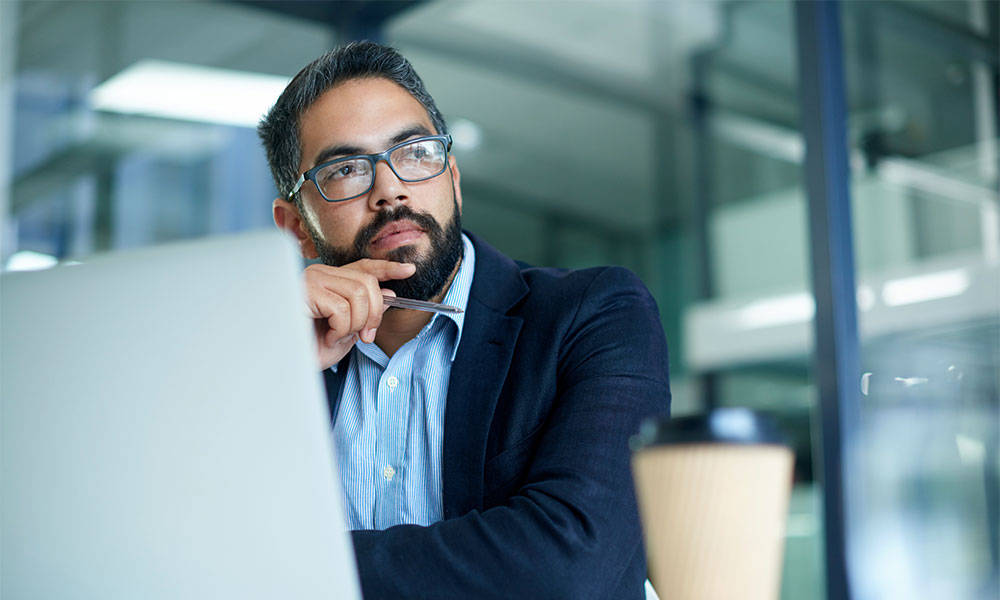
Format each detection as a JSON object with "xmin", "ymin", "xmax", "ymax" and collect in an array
[{"xmin": 258, "ymin": 41, "xmax": 448, "ymax": 204}]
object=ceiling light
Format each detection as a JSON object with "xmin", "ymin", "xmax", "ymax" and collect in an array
[
  {"xmin": 881, "ymin": 269, "xmax": 971, "ymax": 307},
  {"xmin": 450, "ymin": 118, "xmax": 482, "ymax": 152},
  {"xmin": 5, "ymin": 250, "xmax": 58, "ymax": 272},
  {"xmin": 737, "ymin": 292, "xmax": 815, "ymax": 329},
  {"xmin": 90, "ymin": 60, "xmax": 289, "ymax": 128}
]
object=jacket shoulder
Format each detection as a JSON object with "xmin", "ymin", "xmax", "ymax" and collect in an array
[{"xmin": 515, "ymin": 262, "xmax": 657, "ymax": 311}]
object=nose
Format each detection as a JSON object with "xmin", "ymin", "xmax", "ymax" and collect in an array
[{"xmin": 367, "ymin": 159, "xmax": 409, "ymax": 210}]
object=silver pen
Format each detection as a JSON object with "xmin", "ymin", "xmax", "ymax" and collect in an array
[{"xmin": 382, "ymin": 295, "xmax": 463, "ymax": 315}]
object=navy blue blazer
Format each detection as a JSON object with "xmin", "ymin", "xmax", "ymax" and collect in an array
[{"xmin": 323, "ymin": 232, "xmax": 670, "ymax": 599}]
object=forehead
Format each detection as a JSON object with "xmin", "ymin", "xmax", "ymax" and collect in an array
[{"xmin": 297, "ymin": 77, "xmax": 434, "ymax": 166}]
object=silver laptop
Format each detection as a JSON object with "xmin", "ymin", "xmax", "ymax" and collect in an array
[{"xmin": 1, "ymin": 231, "xmax": 361, "ymax": 599}]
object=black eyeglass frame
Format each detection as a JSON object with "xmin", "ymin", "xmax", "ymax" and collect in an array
[{"xmin": 288, "ymin": 134, "xmax": 453, "ymax": 203}]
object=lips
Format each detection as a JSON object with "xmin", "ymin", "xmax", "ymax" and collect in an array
[{"xmin": 370, "ymin": 220, "xmax": 425, "ymax": 251}]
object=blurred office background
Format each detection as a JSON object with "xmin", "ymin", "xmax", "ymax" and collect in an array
[{"xmin": 1, "ymin": 0, "xmax": 997, "ymax": 598}]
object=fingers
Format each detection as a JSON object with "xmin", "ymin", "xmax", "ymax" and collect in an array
[
  {"xmin": 342, "ymin": 259, "xmax": 416, "ymax": 282},
  {"xmin": 305, "ymin": 269, "xmax": 375, "ymax": 343},
  {"xmin": 303, "ymin": 260, "xmax": 416, "ymax": 355},
  {"xmin": 318, "ymin": 259, "xmax": 415, "ymax": 337},
  {"xmin": 336, "ymin": 267, "xmax": 390, "ymax": 339}
]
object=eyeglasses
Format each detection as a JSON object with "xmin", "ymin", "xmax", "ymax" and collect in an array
[{"xmin": 289, "ymin": 134, "xmax": 453, "ymax": 203}]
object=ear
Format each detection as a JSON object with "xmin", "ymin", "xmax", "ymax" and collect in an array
[
  {"xmin": 273, "ymin": 197, "xmax": 319, "ymax": 259},
  {"xmin": 448, "ymin": 155, "xmax": 463, "ymax": 214}
]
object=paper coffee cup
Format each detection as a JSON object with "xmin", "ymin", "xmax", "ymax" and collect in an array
[{"xmin": 631, "ymin": 409, "xmax": 794, "ymax": 600}]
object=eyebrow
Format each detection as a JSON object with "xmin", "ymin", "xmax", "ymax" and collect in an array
[{"xmin": 311, "ymin": 124, "xmax": 435, "ymax": 168}]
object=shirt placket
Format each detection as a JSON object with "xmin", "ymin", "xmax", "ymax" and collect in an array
[{"xmin": 374, "ymin": 349, "xmax": 413, "ymax": 529}]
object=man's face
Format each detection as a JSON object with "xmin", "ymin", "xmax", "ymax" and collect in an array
[{"xmin": 289, "ymin": 77, "xmax": 463, "ymax": 300}]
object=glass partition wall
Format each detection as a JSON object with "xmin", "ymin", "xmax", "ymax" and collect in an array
[
  {"xmin": 841, "ymin": 1, "xmax": 999, "ymax": 598},
  {"xmin": 3, "ymin": 1, "xmax": 997, "ymax": 598}
]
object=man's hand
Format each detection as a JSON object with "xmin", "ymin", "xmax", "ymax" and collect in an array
[{"xmin": 303, "ymin": 259, "xmax": 417, "ymax": 369}]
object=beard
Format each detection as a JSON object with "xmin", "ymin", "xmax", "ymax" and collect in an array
[{"xmin": 309, "ymin": 199, "xmax": 463, "ymax": 302}]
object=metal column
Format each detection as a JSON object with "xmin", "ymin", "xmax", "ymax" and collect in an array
[
  {"xmin": 689, "ymin": 52, "xmax": 719, "ymax": 410},
  {"xmin": 794, "ymin": 2, "xmax": 861, "ymax": 599}
]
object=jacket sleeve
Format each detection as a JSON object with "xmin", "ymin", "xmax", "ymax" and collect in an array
[{"xmin": 349, "ymin": 267, "xmax": 671, "ymax": 599}]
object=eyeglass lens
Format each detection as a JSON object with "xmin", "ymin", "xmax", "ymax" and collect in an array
[{"xmin": 314, "ymin": 138, "xmax": 448, "ymax": 201}]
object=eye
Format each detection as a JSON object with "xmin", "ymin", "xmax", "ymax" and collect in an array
[
  {"xmin": 318, "ymin": 166, "xmax": 345, "ymax": 184},
  {"xmin": 319, "ymin": 159, "xmax": 367, "ymax": 184},
  {"xmin": 400, "ymin": 142, "xmax": 434, "ymax": 161}
]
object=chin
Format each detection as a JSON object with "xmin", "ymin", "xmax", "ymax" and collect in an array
[{"xmin": 383, "ymin": 242, "xmax": 427, "ymax": 264}]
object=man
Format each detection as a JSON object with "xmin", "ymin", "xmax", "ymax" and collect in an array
[{"xmin": 258, "ymin": 41, "xmax": 670, "ymax": 599}]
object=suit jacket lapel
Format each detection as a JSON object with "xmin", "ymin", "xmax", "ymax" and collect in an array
[
  {"xmin": 322, "ymin": 355, "xmax": 351, "ymax": 425},
  {"xmin": 442, "ymin": 233, "xmax": 527, "ymax": 518}
]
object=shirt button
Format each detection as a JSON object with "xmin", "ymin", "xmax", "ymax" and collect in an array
[
  {"xmin": 386, "ymin": 376, "xmax": 398, "ymax": 390},
  {"xmin": 383, "ymin": 465, "xmax": 395, "ymax": 481}
]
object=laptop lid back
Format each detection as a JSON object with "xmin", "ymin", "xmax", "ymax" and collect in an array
[{"xmin": 1, "ymin": 231, "xmax": 360, "ymax": 599}]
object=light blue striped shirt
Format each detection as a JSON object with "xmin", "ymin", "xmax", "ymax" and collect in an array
[{"xmin": 331, "ymin": 234, "xmax": 475, "ymax": 530}]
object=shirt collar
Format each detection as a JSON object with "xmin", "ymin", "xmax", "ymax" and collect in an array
[{"xmin": 439, "ymin": 233, "xmax": 474, "ymax": 361}]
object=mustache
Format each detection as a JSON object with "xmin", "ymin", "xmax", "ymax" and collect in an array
[{"xmin": 353, "ymin": 205, "xmax": 442, "ymax": 257}]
